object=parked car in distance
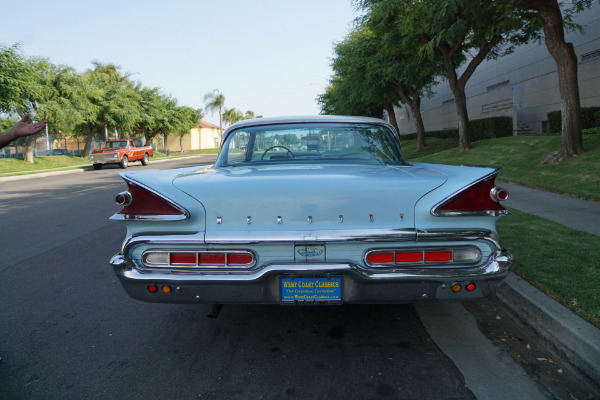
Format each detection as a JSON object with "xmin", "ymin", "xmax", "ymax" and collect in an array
[
  {"xmin": 90, "ymin": 139, "xmax": 153, "ymax": 170},
  {"xmin": 109, "ymin": 115, "xmax": 513, "ymax": 307}
]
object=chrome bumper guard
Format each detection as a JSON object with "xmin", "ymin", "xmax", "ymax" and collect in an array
[{"xmin": 110, "ymin": 249, "xmax": 513, "ymax": 304}]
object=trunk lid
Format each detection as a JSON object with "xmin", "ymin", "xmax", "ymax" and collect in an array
[{"xmin": 172, "ymin": 164, "xmax": 447, "ymax": 241}]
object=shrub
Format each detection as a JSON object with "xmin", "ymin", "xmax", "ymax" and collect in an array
[
  {"xmin": 470, "ymin": 116, "xmax": 512, "ymax": 140},
  {"xmin": 399, "ymin": 116, "xmax": 511, "ymax": 141},
  {"xmin": 547, "ymin": 107, "xmax": 600, "ymax": 133}
]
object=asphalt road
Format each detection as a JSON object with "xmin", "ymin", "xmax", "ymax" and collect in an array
[{"xmin": 0, "ymin": 157, "xmax": 593, "ymax": 399}]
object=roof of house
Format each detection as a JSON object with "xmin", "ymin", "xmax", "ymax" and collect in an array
[{"xmin": 197, "ymin": 120, "xmax": 221, "ymax": 130}]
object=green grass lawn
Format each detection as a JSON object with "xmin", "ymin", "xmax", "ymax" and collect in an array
[
  {"xmin": 498, "ymin": 207, "xmax": 600, "ymax": 328},
  {"xmin": 0, "ymin": 155, "xmax": 89, "ymax": 175},
  {"xmin": 0, "ymin": 149, "xmax": 219, "ymax": 176},
  {"xmin": 404, "ymin": 134, "xmax": 600, "ymax": 201},
  {"xmin": 402, "ymin": 134, "xmax": 600, "ymax": 327}
]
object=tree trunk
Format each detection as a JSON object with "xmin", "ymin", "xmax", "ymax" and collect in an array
[
  {"xmin": 394, "ymin": 84, "xmax": 426, "ymax": 150},
  {"xmin": 453, "ymin": 84, "xmax": 472, "ymax": 152},
  {"xmin": 541, "ymin": 4, "xmax": 584, "ymax": 160},
  {"xmin": 384, "ymin": 102, "xmax": 400, "ymax": 134},
  {"xmin": 82, "ymin": 125, "xmax": 96, "ymax": 158},
  {"xmin": 410, "ymin": 96, "xmax": 426, "ymax": 151}
]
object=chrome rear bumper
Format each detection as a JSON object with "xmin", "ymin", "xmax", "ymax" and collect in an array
[{"xmin": 110, "ymin": 250, "xmax": 513, "ymax": 304}]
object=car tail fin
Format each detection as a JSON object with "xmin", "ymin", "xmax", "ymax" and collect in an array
[
  {"xmin": 110, "ymin": 178, "xmax": 188, "ymax": 221},
  {"xmin": 432, "ymin": 172, "xmax": 510, "ymax": 217}
]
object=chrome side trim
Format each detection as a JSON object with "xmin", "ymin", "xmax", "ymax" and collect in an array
[
  {"xmin": 204, "ymin": 228, "xmax": 417, "ymax": 244},
  {"xmin": 109, "ymin": 175, "xmax": 190, "ymax": 222},
  {"xmin": 120, "ymin": 228, "xmax": 501, "ymax": 256}
]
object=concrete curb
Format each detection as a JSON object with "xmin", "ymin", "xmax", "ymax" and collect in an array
[{"xmin": 497, "ymin": 272, "xmax": 600, "ymax": 385}]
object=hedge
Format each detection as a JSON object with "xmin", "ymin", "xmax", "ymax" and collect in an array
[
  {"xmin": 547, "ymin": 107, "xmax": 600, "ymax": 133},
  {"xmin": 399, "ymin": 116, "xmax": 512, "ymax": 141}
]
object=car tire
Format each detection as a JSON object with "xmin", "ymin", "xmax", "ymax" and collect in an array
[
  {"xmin": 93, "ymin": 164, "xmax": 103, "ymax": 170},
  {"xmin": 141, "ymin": 153, "xmax": 149, "ymax": 166},
  {"xmin": 120, "ymin": 155, "xmax": 129, "ymax": 169}
]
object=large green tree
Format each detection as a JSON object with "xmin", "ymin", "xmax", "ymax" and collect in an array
[
  {"xmin": 358, "ymin": 0, "xmax": 537, "ymax": 152},
  {"xmin": 79, "ymin": 62, "xmax": 141, "ymax": 157},
  {"xmin": 515, "ymin": 0, "xmax": 594, "ymax": 162},
  {"xmin": 173, "ymin": 106, "xmax": 203, "ymax": 152}
]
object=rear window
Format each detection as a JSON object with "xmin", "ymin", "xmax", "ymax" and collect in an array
[{"xmin": 216, "ymin": 123, "xmax": 404, "ymax": 167}]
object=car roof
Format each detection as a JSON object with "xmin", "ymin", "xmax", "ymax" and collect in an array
[{"xmin": 224, "ymin": 115, "xmax": 394, "ymax": 133}]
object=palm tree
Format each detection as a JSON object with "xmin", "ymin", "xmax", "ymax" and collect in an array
[
  {"xmin": 244, "ymin": 110, "xmax": 255, "ymax": 120},
  {"xmin": 204, "ymin": 89, "xmax": 225, "ymax": 140},
  {"xmin": 223, "ymin": 108, "xmax": 244, "ymax": 127}
]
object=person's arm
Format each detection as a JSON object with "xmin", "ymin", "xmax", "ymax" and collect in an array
[{"xmin": 0, "ymin": 114, "xmax": 47, "ymax": 150}]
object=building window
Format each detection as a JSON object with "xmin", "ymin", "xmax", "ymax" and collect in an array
[
  {"xmin": 486, "ymin": 80, "xmax": 510, "ymax": 92},
  {"xmin": 581, "ymin": 49, "xmax": 600, "ymax": 63}
]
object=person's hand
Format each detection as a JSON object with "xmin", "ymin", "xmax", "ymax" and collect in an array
[{"xmin": 8, "ymin": 113, "xmax": 47, "ymax": 139}]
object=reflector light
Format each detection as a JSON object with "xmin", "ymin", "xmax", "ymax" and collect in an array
[
  {"xmin": 466, "ymin": 283, "xmax": 476, "ymax": 292},
  {"xmin": 395, "ymin": 252, "xmax": 423, "ymax": 263},
  {"xmin": 198, "ymin": 253, "xmax": 226, "ymax": 265},
  {"xmin": 424, "ymin": 251, "xmax": 452, "ymax": 262},
  {"xmin": 147, "ymin": 284, "xmax": 158, "ymax": 293},
  {"xmin": 367, "ymin": 253, "xmax": 394, "ymax": 264},
  {"xmin": 451, "ymin": 284, "xmax": 462, "ymax": 293},
  {"xmin": 118, "ymin": 182, "xmax": 184, "ymax": 217},
  {"xmin": 162, "ymin": 285, "xmax": 172, "ymax": 294},
  {"xmin": 170, "ymin": 253, "xmax": 197, "ymax": 265},
  {"xmin": 227, "ymin": 253, "xmax": 254, "ymax": 265},
  {"xmin": 437, "ymin": 177, "xmax": 505, "ymax": 214}
]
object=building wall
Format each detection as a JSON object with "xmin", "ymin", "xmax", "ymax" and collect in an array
[
  {"xmin": 395, "ymin": 2, "xmax": 600, "ymax": 134},
  {"xmin": 158, "ymin": 127, "xmax": 222, "ymax": 152}
]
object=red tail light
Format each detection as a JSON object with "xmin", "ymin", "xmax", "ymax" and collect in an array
[
  {"xmin": 111, "ymin": 181, "xmax": 188, "ymax": 221},
  {"xmin": 434, "ymin": 176, "xmax": 509, "ymax": 216},
  {"xmin": 144, "ymin": 250, "xmax": 255, "ymax": 268}
]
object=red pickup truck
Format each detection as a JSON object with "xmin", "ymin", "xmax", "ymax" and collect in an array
[{"xmin": 90, "ymin": 139, "xmax": 153, "ymax": 170}]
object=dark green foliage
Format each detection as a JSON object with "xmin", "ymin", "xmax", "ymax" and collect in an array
[
  {"xmin": 399, "ymin": 116, "xmax": 512, "ymax": 141},
  {"xmin": 470, "ymin": 116, "xmax": 513, "ymax": 140},
  {"xmin": 547, "ymin": 110, "xmax": 562, "ymax": 133},
  {"xmin": 547, "ymin": 107, "xmax": 600, "ymax": 133}
]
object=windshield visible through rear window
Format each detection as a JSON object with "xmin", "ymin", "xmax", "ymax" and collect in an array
[
  {"xmin": 216, "ymin": 123, "xmax": 404, "ymax": 167},
  {"xmin": 105, "ymin": 141, "xmax": 128, "ymax": 149}
]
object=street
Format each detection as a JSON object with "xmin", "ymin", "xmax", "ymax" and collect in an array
[{"xmin": 0, "ymin": 157, "xmax": 594, "ymax": 399}]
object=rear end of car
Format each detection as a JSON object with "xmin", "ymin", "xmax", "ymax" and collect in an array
[{"xmin": 109, "ymin": 116, "xmax": 513, "ymax": 305}]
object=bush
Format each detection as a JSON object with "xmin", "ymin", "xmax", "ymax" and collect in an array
[
  {"xmin": 399, "ymin": 116, "xmax": 511, "ymax": 142},
  {"xmin": 470, "ymin": 116, "xmax": 512, "ymax": 140},
  {"xmin": 547, "ymin": 107, "xmax": 600, "ymax": 133}
]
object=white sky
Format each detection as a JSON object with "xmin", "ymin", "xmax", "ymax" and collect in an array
[{"xmin": 1, "ymin": 0, "xmax": 358, "ymax": 125}]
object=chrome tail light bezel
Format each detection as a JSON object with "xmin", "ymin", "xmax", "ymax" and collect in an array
[
  {"xmin": 364, "ymin": 246, "xmax": 482, "ymax": 268},
  {"xmin": 142, "ymin": 250, "xmax": 257, "ymax": 269}
]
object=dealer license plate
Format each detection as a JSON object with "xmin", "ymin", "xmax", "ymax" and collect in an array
[{"xmin": 281, "ymin": 277, "xmax": 342, "ymax": 303}]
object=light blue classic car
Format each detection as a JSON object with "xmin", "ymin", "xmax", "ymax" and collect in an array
[{"xmin": 109, "ymin": 115, "xmax": 513, "ymax": 307}]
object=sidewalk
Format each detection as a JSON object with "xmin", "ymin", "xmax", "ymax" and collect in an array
[
  {"xmin": 502, "ymin": 182, "xmax": 600, "ymax": 235},
  {"xmin": 498, "ymin": 182, "xmax": 600, "ymax": 385}
]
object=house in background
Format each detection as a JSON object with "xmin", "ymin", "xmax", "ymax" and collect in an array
[{"xmin": 157, "ymin": 120, "xmax": 223, "ymax": 152}]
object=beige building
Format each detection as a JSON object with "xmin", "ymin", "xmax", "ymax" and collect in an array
[{"xmin": 159, "ymin": 120, "xmax": 223, "ymax": 152}]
